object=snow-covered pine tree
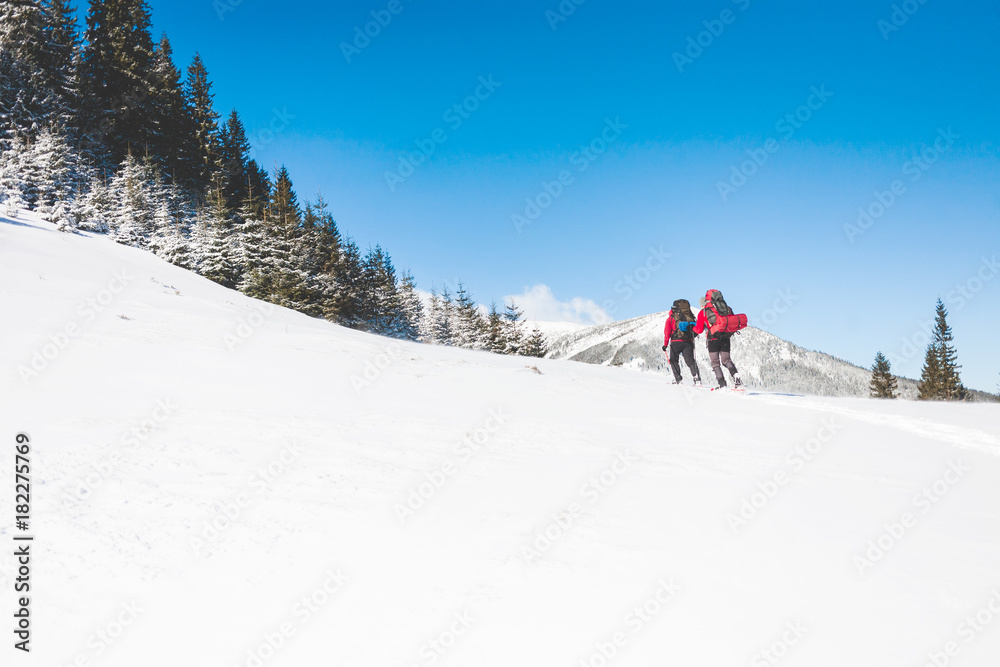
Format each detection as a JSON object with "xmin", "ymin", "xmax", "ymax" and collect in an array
[
  {"xmin": 0, "ymin": 135, "xmax": 29, "ymax": 215},
  {"xmin": 869, "ymin": 351, "xmax": 897, "ymax": 399},
  {"xmin": 29, "ymin": 127, "xmax": 78, "ymax": 221},
  {"xmin": 359, "ymin": 245, "xmax": 404, "ymax": 335},
  {"xmin": 189, "ymin": 200, "xmax": 237, "ymax": 288},
  {"xmin": 522, "ymin": 326, "xmax": 548, "ymax": 358},
  {"xmin": 503, "ymin": 299, "xmax": 525, "ymax": 355},
  {"xmin": 420, "ymin": 289, "xmax": 441, "ymax": 343},
  {"xmin": 484, "ymin": 301, "xmax": 506, "ymax": 353},
  {"xmin": 453, "ymin": 282, "xmax": 485, "ymax": 349},
  {"xmin": 280, "ymin": 202, "xmax": 335, "ymax": 318},
  {"xmin": 151, "ymin": 177, "xmax": 193, "ymax": 268},
  {"xmin": 435, "ymin": 286, "xmax": 456, "ymax": 345},
  {"xmin": 107, "ymin": 151, "xmax": 153, "ymax": 247},
  {"xmin": 39, "ymin": 0, "xmax": 80, "ymax": 132},
  {"xmin": 73, "ymin": 171, "xmax": 112, "ymax": 232},
  {"xmin": 397, "ymin": 269, "xmax": 423, "ymax": 341},
  {"xmin": 328, "ymin": 236, "xmax": 364, "ymax": 326},
  {"xmin": 0, "ymin": 0, "xmax": 50, "ymax": 140}
]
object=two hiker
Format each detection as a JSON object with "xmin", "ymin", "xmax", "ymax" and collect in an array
[{"xmin": 662, "ymin": 289, "xmax": 746, "ymax": 390}]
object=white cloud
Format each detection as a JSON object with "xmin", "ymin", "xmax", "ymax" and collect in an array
[{"xmin": 504, "ymin": 284, "xmax": 611, "ymax": 326}]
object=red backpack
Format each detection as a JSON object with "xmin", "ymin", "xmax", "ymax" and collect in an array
[{"xmin": 703, "ymin": 289, "xmax": 748, "ymax": 334}]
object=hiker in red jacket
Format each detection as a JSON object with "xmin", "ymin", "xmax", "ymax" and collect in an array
[
  {"xmin": 662, "ymin": 299, "xmax": 702, "ymax": 386},
  {"xmin": 692, "ymin": 290, "xmax": 744, "ymax": 390}
]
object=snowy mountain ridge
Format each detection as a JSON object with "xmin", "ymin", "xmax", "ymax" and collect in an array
[{"xmin": 545, "ymin": 311, "xmax": 991, "ymax": 399}]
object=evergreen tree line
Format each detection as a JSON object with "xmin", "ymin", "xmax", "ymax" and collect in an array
[
  {"xmin": 869, "ymin": 299, "xmax": 967, "ymax": 401},
  {"xmin": 422, "ymin": 285, "xmax": 547, "ymax": 357},
  {"xmin": 0, "ymin": 0, "xmax": 548, "ymax": 356}
]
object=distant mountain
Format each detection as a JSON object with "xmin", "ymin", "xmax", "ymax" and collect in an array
[{"xmin": 545, "ymin": 311, "xmax": 994, "ymax": 400}]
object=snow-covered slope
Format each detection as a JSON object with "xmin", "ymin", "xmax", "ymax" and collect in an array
[
  {"xmin": 3, "ymin": 212, "xmax": 1000, "ymax": 667},
  {"xmin": 546, "ymin": 312, "xmax": 928, "ymax": 397}
]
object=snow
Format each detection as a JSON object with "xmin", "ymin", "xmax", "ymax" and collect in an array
[
  {"xmin": 525, "ymin": 319, "xmax": 591, "ymax": 339},
  {"xmin": 3, "ymin": 211, "xmax": 1000, "ymax": 666},
  {"xmin": 545, "ymin": 311, "xmax": 949, "ymax": 398}
]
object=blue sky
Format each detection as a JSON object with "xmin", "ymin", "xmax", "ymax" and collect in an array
[{"xmin": 96, "ymin": 1, "xmax": 1000, "ymax": 390}]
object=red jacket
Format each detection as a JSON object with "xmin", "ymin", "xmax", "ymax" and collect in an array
[
  {"xmin": 692, "ymin": 310, "xmax": 709, "ymax": 336},
  {"xmin": 663, "ymin": 315, "xmax": 695, "ymax": 345}
]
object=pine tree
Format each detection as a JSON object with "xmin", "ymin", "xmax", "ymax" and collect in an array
[
  {"xmin": 359, "ymin": 245, "xmax": 403, "ymax": 335},
  {"xmin": 108, "ymin": 150, "xmax": 153, "ymax": 247},
  {"xmin": 484, "ymin": 302, "xmax": 506, "ymax": 353},
  {"xmin": 148, "ymin": 34, "xmax": 196, "ymax": 182},
  {"xmin": 39, "ymin": 0, "xmax": 81, "ymax": 132},
  {"xmin": 503, "ymin": 299, "xmax": 525, "ymax": 355},
  {"xmin": 522, "ymin": 327, "xmax": 548, "ymax": 358},
  {"xmin": 0, "ymin": 0, "xmax": 49, "ymax": 139},
  {"xmin": 329, "ymin": 236, "xmax": 364, "ymax": 326},
  {"xmin": 269, "ymin": 164, "xmax": 300, "ymax": 229},
  {"xmin": 218, "ymin": 109, "xmax": 250, "ymax": 207},
  {"xmin": 435, "ymin": 286, "xmax": 456, "ymax": 345},
  {"xmin": 397, "ymin": 270, "xmax": 423, "ymax": 341},
  {"xmin": 918, "ymin": 299, "xmax": 965, "ymax": 401},
  {"xmin": 453, "ymin": 282, "xmax": 485, "ymax": 349},
  {"xmin": 80, "ymin": 0, "xmax": 156, "ymax": 163},
  {"xmin": 869, "ymin": 351, "xmax": 897, "ymax": 399},
  {"xmin": 29, "ymin": 127, "xmax": 78, "ymax": 222},
  {"xmin": 184, "ymin": 52, "xmax": 219, "ymax": 189},
  {"xmin": 244, "ymin": 159, "xmax": 271, "ymax": 218}
]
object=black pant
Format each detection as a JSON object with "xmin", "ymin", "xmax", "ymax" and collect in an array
[
  {"xmin": 668, "ymin": 340, "xmax": 701, "ymax": 382},
  {"xmin": 707, "ymin": 336, "xmax": 738, "ymax": 385}
]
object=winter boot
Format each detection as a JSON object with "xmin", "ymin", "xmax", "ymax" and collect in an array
[
  {"xmin": 733, "ymin": 373, "xmax": 744, "ymax": 389},
  {"xmin": 693, "ymin": 377, "xmax": 703, "ymax": 387}
]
